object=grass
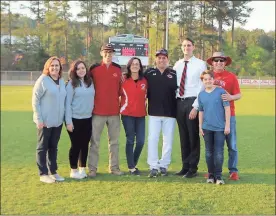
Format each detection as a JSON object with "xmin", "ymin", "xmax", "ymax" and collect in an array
[{"xmin": 1, "ymin": 86, "xmax": 275, "ymax": 215}]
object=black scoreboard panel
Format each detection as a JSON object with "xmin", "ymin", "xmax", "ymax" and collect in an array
[{"xmin": 110, "ymin": 42, "xmax": 148, "ymax": 57}]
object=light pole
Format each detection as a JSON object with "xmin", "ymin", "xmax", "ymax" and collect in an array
[{"xmin": 165, "ymin": 0, "xmax": 169, "ymax": 50}]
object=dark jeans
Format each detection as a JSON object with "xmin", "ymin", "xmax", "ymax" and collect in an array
[
  {"xmin": 203, "ymin": 129, "xmax": 225, "ymax": 178},
  {"xmin": 67, "ymin": 117, "xmax": 92, "ymax": 169},
  {"xmin": 176, "ymin": 98, "xmax": 200, "ymax": 172},
  {"xmin": 36, "ymin": 125, "xmax": 63, "ymax": 176},
  {"xmin": 121, "ymin": 115, "xmax": 145, "ymax": 169}
]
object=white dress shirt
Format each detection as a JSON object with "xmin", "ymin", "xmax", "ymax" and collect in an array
[{"xmin": 173, "ymin": 56, "xmax": 207, "ymax": 109}]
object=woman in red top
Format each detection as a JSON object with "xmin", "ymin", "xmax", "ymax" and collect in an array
[{"xmin": 120, "ymin": 57, "xmax": 147, "ymax": 175}]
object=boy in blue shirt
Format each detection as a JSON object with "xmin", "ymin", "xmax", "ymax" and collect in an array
[{"xmin": 198, "ymin": 70, "xmax": 230, "ymax": 185}]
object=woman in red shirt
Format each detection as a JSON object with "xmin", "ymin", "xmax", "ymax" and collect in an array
[{"xmin": 120, "ymin": 57, "xmax": 147, "ymax": 175}]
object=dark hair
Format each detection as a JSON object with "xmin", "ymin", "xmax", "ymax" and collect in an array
[
  {"xmin": 200, "ymin": 70, "xmax": 214, "ymax": 80},
  {"xmin": 183, "ymin": 37, "xmax": 195, "ymax": 45},
  {"xmin": 126, "ymin": 57, "xmax": 144, "ymax": 79},
  {"xmin": 68, "ymin": 60, "xmax": 92, "ymax": 88}
]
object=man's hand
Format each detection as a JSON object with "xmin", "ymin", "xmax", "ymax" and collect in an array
[
  {"xmin": 189, "ymin": 108, "xmax": 198, "ymax": 120},
  {"xmin": 221, "ymin": 92, "xmax": 233, "ymax": 102}
]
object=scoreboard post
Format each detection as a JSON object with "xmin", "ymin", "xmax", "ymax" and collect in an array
[{"xmin": 109, "ymin": 34, "xmax": 149, "ymax": 66}]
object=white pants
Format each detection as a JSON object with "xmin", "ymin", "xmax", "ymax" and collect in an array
[{"xmin": 147, "ymin": 115, "xmax": 176, "ymax": 170}]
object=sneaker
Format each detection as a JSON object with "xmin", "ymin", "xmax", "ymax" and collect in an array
[
  {"xmin": 88, "ymin": 170, "xmax": 97, "ymax": 177},
  {"xmin": 129, "ymin": 168, "xmax": 140, "ymax": 176},
  {"xmin": 50, "ymin": 173, "xmax": 65, "ymax": 182},
  {"xmin": 229, "ymin": 172, "xmax": 239, "ymax": 180},
  {"xmin": 70, "ymin": 170, "xmax": 85, "ymax": 179},
  {"xmin": 40, "ymin": 175, "xmax": 55, "ymax": 184},
  {"xmin": 160, "ymin": 167, "xmax": 168, "ymax": 176},
  {"xmin": 79, "ymin": 167, "xmax": 87, "ymax": 178},
  {"xmin": 216, "ymin": 176, "xmax": 225, "ymax": 185},
  {"xmin": 183, "ymin": 171, "xmax": 197, "ymax": 178},
  {"xmin": 148, "ymin": 169, "xmax": 159, "ymax": 178},
  {"xmin": 110, "ymin": 170, "xmax": 124, "ymax": 176},
  {"xmin": 206, "ymin": 174, "xmax": 215, "ymax": 184}
]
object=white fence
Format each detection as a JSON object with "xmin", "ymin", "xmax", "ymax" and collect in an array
[
  {"xmin": 238, "ymin": 78, "xmax": 275, "ymax": 88},
  {"xmin": 0, "ymin": 71, "xmax": 275, "ymax": 87}
]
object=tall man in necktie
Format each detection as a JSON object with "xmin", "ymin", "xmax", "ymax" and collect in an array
[{"xmin": 173, "ymin": 38, "xmax": 207, "ymax": 178}]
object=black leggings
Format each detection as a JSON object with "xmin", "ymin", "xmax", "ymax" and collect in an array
[{"xmin": 67, "ymin": 117, "xmax": 92, "ymax": 169}]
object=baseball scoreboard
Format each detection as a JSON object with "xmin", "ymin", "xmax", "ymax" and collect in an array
[{"xmin": 109, "ymin": 34, "xmax": 149, "ymax": 66}]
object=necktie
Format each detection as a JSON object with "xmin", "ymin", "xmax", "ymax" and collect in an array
[{"xmin": 179, "ymin": 61, "xmax": 189, "ymax": 97}]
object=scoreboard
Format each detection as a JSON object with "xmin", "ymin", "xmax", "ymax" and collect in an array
[{"xmin": 109, "ymin": 34, "xmax": 149, "ymax": 66}]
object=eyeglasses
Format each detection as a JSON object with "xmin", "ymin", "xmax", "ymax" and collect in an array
[{"xmin": 213, "ymin": 59, "xmax": 225, "ymax": 62}]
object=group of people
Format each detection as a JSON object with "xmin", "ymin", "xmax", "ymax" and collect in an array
[{"xmin": 32, "ymin": 38, "xmax": 241, "ymax": 185}]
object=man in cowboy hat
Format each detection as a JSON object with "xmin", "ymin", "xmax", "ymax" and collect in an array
[{"xmin": 206, "ymin": 51, "xmax": 242, "ymax": 180}]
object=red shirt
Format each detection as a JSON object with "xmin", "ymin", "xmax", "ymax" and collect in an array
[
  {"xmin": 90, "ymin": 62, "xmax": 122, "ymax": 115},
  {"xmin": 120, "ymin": 77, "xmax": 147, "ymax": 117},
  {"xmin": 214, "ymin": 70, "xmax": 241, "ymax": 116}
]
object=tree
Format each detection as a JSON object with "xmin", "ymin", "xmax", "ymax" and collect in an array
[
  {"xmin": 258, "ymin": 34, "xmax": 275, "ymax": 53},
  {"xmin": 229, "ymin": 1, "xmax": 253, "ymax": 47},
  {"xmin": 1, "ymin": 1, "xmax": 20, "ymax": 51},
  {"xmin": 206, "ymin": 0, "xmax": 231, "ymax": 50}
]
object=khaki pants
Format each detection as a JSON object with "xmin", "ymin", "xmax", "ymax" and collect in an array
[{"xmin": 88, "ymin": 115, "xmax": 120, "ymax": 172}]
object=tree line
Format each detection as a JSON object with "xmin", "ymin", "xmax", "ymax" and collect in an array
[{"xmin": 1, "ymin": 0, "xmax": 275, "ymax": 77}]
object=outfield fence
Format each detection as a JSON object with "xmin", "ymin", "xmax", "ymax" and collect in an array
[{"xmin": 0, "ymin": 71, "xmax": 275, "ymax": 88}]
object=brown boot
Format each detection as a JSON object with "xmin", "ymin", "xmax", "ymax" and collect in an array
[
  {"xmin": 88, "ymin": 170, "xmax": 97, "ymax": 177},
  {"xmin": 110, "ymin": 170, "xmax": 124, "ymax": 176}
]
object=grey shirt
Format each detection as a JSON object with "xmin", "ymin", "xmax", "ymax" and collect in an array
[
  {"xmin": 65, "ymin": 79, "xmax": 95, "ymax": 125},
  {"xmin": 32, "ymin": 74, "xmax": 66, "ymax": 128}
]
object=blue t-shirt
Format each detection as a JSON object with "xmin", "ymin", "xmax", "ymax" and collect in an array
[{"xmin": 198, "ymin": 87, "xmax": 230, "ymax": 131}]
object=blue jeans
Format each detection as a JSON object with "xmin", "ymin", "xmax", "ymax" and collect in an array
[
  {"xmin": 203, "ymin": 129, "xmax": 225, "ymax": 178},
  {"xmin": 226, "ymin": 116, "xmax": 238, "ymax": 173},
  {"xmin": 121, "ymin": 115, "xmax": 145, "ymax": 169}
]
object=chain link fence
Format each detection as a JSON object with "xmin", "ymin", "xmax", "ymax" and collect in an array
[{"xmin": 1, "ymin": 71, "xmax": 275, "ymax": 88}]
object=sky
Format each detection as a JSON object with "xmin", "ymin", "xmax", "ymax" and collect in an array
[{"xmin": 9, "ymin": 1, "xmax": 275, "ymax": 32}]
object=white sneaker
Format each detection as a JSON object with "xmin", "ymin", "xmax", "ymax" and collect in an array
[
  {"xmin": 79, "ymin": 167, "xmax": 87, "ymax": 178},
  {"xmin": 216, "ymin": 177, "xmax": 225, "ymax": 185},
  {"xmin": 50, "ymin": 173, "xmax": 65, "ymax": 181},
  {"xmin": 70, "ymin": 170, "xmax": 85, "ymax": 179},
  {"xmin": 40, "ymin": 175, "xmax": 55, "ymax": 183}
]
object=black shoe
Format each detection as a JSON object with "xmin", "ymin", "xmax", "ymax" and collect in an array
[
  {"xmin": 148, "ymin": 169, "xmax": 159, "ymax": 178},
  {"xmin": 183, "ymin": 171, "xmax": 197, "ymax": 178},
  {"xmin": 160, "ymin": 167, "xmax": 168, "ymax": 176},
  {"xmin": 175, "ymin": 169, "xmax": 189, "ymax": 176},
  {"xmin": 129, "ymin": 168, "xmax": 140, "ymax": 176}
]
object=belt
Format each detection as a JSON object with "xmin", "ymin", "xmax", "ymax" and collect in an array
[{"xmin": 177, "ymin": 97, "xmax": 196, "ymax": 101}]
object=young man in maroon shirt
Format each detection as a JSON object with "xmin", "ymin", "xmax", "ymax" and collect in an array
[
  {"xmin": 206, "ymin": 52, "xmax": 242, "ymax": 180},
  {"xmin": 87, "ymin": 43, "xmax": 124, "ymax": 177}
]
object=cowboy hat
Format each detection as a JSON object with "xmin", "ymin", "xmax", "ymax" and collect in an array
[{"xmin": 206, "ymin": 51, "xmax": 232, "ymax": 66}]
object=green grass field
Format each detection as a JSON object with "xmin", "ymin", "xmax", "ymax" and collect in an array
[{"xmin": 1, "ymin": 86, "xmax": 275, "ymax": 215}]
